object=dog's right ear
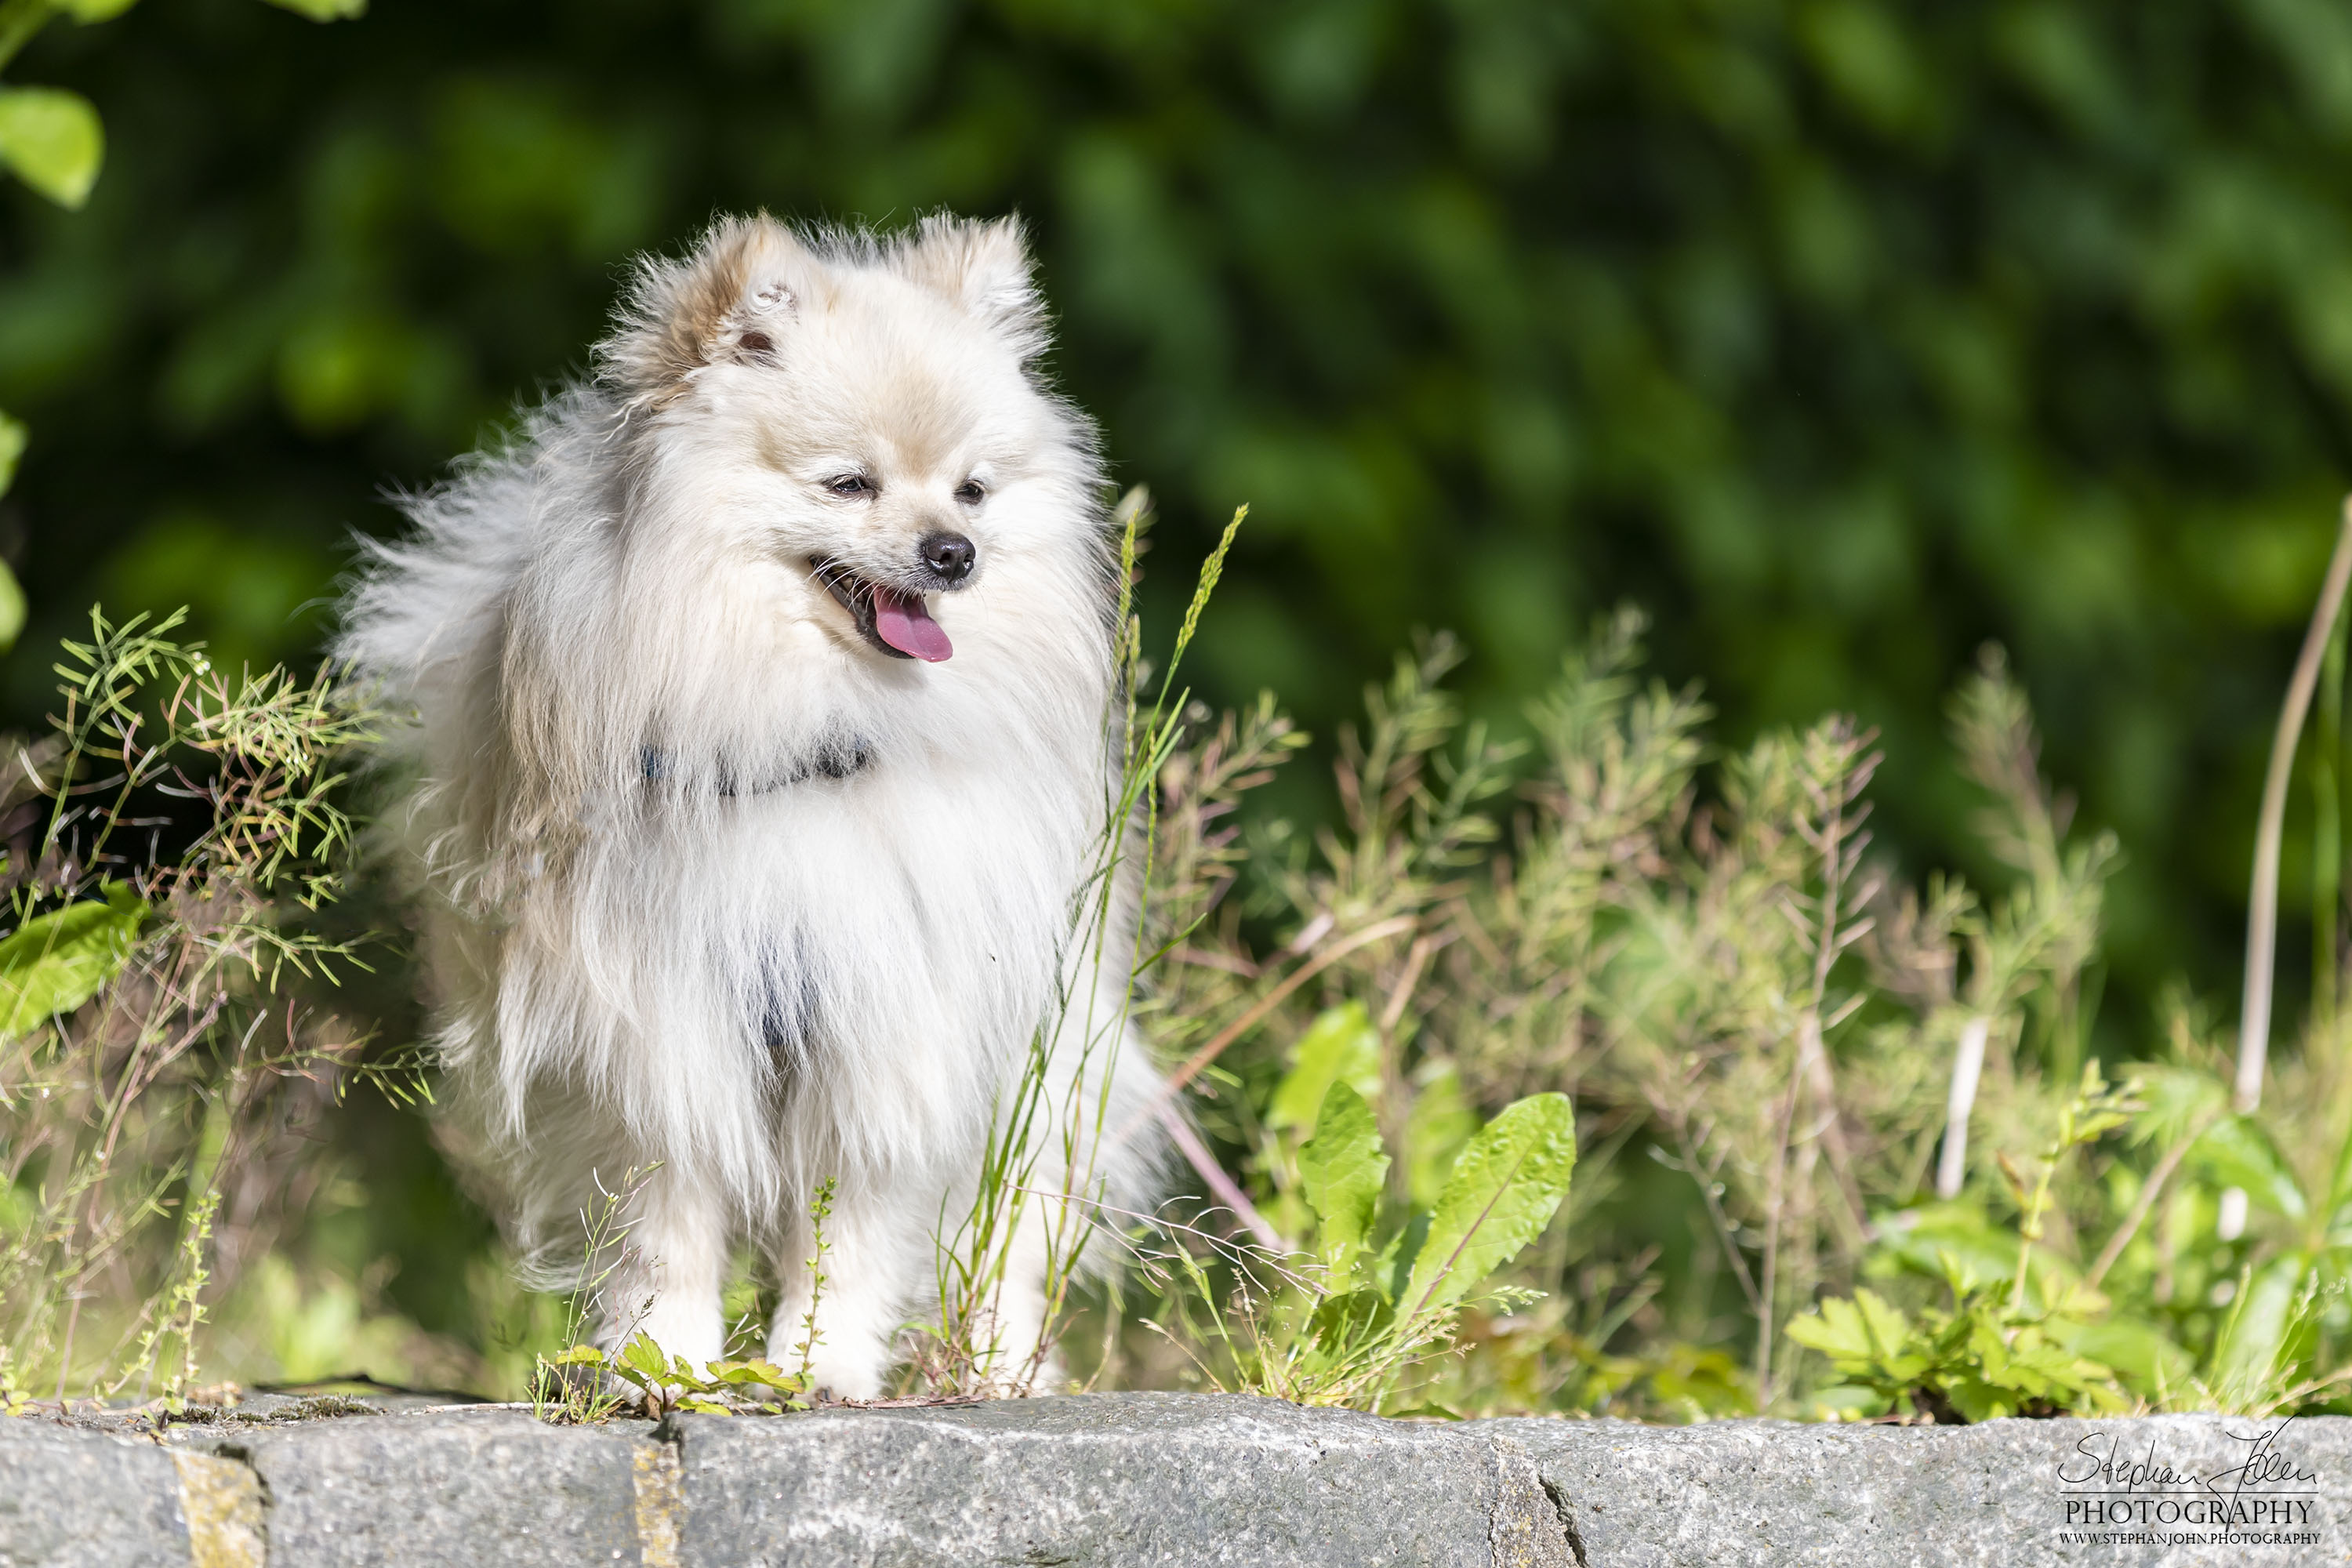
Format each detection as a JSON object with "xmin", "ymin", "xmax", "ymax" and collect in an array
[{"xmin": 601, "ymin": 215, "xmax": 808, "ymax": 405}]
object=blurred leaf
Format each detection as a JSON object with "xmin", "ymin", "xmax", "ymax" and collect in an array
[
  {"xmin": 1403, "ymin": 1063, "xmax": 1477, "ymax": 1208},
  {"xmin": 2190, "ymin": 1116, "xmax": 2308, "ymax": 1220},
  {"xmin": 1269, "ymin": 1001, "xmax": 1381, "ymax": 1131},
  {"xmin": 2211, "ymin": 1253, "xmax": 2313, "ymax": 1396},
  {"xmin": 0, "ymin": 561, "xmax": 25, "ymax": 655},
  {"xmin": 259, "ymin": 0, "xmax": 367, "ymax": 20},
  {"xmin": 2132, "ymin": 1065, "xmax": 2230, "ymax": 1148},
  {"xmin": 1401, "ymin": 1091, "xmax": 1575, "ymax": 1317},
  {"xmin": 1868, "ymin": 1202, "xmax": 2021, "ymax": 1292},
  {"xmin": 0, "ymin": 883, "xmax": 149, "ymax": 1042},
  {"xmin": 1298, "ymin": 1082, "xmax": 1386, "ymax": 1285},
  {"xmin": 1804, "ymin": 1382, "xmax": 1893, "ymax": 1419},
  {"xmin": 2046, "ymin": 1316, "xmax": 2196, "ymax": 1399},
  {"xmin": 1788, "ymin": 1288, "xmax": 1917, "ymax": 1372},
  {"xmin": 60, "ymin": 0, "xmax": 142, "ymax": 21},
  {"xmin": 0, "ymin": 87, "xmax": 104, "ymax": 209},
  {"xmin": 0, "ymin": 409, "xmax": 21, "ymax": 498}
]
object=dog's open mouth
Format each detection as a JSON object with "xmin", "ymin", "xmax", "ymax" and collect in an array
[{"xmin": 810, "ymin": 557, "xmax": 953, "ymax": 662}]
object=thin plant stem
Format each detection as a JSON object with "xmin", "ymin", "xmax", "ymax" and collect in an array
[
  {"xmin": 2318, "ymin": 594, "xmax": 2349, "ymax": 1026},
  {"xmin": 2084, "ymin": 1109, "xmax": 2220, "ymax": 1292},
  {"xmin": 1112, "ymin": 913, "xmax": 1419, "ymax": 1146},
  {"xmin": 1754, "ymin": 1063, "xmax": 1802, "ymax": 1406},
  {"xmin": 2238, "ymin": 495, "xmax": 2352, "ymax": 1112},
  {"xmin": 1673, "ymin": 1121, "xmax": 1763, "ymax": 1315}
]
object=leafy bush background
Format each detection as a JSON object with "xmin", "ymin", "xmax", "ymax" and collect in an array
[{"xmin": 6, "ymin": 0, "xmax": 2352, "ymax": 1394}]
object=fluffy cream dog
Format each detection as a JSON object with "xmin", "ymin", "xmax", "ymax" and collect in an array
[{"xmin": 339, "ymin": 214, "xmax": 1160, "ymax": 1396}]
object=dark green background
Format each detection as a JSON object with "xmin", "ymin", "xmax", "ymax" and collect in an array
[{"xmin": 5, "ymin": 0, "xmax": 2349, "ymax": 1079}]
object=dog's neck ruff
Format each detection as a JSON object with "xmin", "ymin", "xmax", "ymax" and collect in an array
[{"xmin": 638, "ymin": 738, "xmax": 873, "ymax": 797}]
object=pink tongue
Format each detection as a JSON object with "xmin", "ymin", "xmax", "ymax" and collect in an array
[{"xmin": 872, "ymin": 587, "xmax": 953, "ymax": 662}]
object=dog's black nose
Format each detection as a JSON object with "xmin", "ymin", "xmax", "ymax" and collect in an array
[{"xmin": 919, "ymin": 532, "xmax": 976, "ymax": 583}]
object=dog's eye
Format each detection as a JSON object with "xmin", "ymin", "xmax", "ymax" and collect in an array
[
  {"xmin": 955, "ymin": 481, "xmax": 985, "ymax": 505},
  {"xmin": 827, "ymin": 474, "xmax": 873, "ymax": 497}
]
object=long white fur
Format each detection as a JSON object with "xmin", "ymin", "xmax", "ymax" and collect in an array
[{"xmin": 336, "ymin": 214, "xmax": 1163, "ymax": 1396}]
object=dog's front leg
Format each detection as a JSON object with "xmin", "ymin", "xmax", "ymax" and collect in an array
[{"xmin": 601, "ymin": 1175, "xmax": 729, "ymax": 1375}]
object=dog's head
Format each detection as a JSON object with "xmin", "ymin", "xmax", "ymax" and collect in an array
[{"xmin": 600, "ymin": 214, "xmax": 1100, "ymax": 667}]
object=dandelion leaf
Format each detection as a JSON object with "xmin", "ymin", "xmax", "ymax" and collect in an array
[
  {"xmin": 1269, "ymin": 1001, "xmax": 1381, "ymax": 1131},
  {"xmin": 1299, "ymin": 1082, "xmax": 1387, "ymax": 1283},
  {"xmin": 1296, "ymin": 1287, "xmax": 1395, "ymax": 1377},
  {"xmin": 1399, "ymin": 1091, "xmax": 1575, "ymax": 1318}
]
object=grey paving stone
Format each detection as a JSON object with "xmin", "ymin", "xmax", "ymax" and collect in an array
[
  {"xmin": 671, "ymin": 1392, "xmax": 1552, "ymax": 1568},
  {"xmin": 0, "ymin": 1417, "xmax": 193, "ymax": 1568},
  {"xmin": 169, "ymin": 1406, "xmax": 655, "ymax": 1567},
  {"xmin": 2, "ymin": 1394, "xmax": 2349, "ymax": 1566},
  {"xmin": 1500, "ymin": 1411, "xmax": 2352, "ymax": 1566}
]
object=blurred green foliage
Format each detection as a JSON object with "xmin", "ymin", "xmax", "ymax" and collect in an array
[{"xmin": 4, "ymin": 0, "xmax": 2352, "ymax": 1382}]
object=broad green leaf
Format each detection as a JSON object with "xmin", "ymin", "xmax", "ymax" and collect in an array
[
  {"xmin": 2191, "ymin": 1116, "xmax": 2307, "ymax": 1219},
  {"xmin": 0, "ymin": 410, "xmax": 23, "ymax": 497},
  {"xmin": 615, "ymin": 1333, "xmax": 672, "ymax": 1386},
  {"xmin": 60, "ymin": 0, "xmax": 142, "ymax": 20},
  {"xmin": 544, "ymin": 1345, "xmax": 607, "ymax": 1367},
  {"xmin": 673, "ymin": 1396, "xmax": 731, "ymax": 1414},
  {"xmin": 0, "ymin": 883, "xmax": 148, "ymax": 1041},
  {"xmin": 0, "ymin": 88, "xmax": 104, "ymax": 209},
  {"xmin": 1403, "ymin": 1063, "xmax": 1476, "ymax": 1207},
  {"xmin": 1399, "ymin": 1091, "xmax": 1575, "ymax": 1318},
  {"xmin": 1268, "ymin": 1001, "xmax": 1381, "ymax": 1131},
  {"xmin": 703, "ymin": 1358, "xmax": 797, "ymax": 1389},
  {"xmin": 260, "ymin": 0, "xmax": 368, "ymax": 19},
  {"xmin": 1298, "ymin": 1083, "xmax": 1387, "ymax": 1283}
]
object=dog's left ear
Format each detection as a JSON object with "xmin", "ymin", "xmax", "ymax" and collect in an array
[{"xmin": 899, "ymin": 214, "xmax": 1048, "ymax": 359}]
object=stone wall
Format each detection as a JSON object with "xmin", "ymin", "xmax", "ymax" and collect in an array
[{"xmin": 1, "ymin": 1392, "xmax": 2343, "ymax": 1566}]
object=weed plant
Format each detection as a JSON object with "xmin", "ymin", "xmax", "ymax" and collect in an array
[
  {"xmin": 0, "ymin": 610, "xmax": 390, "ymax": 1409},
  {"xmin": 1120, "ymin": 518, "xmax": 2352, "ymax": 1418}
]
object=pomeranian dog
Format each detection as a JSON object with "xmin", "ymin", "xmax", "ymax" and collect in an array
[{"xmin": 338, "ymin": 213, "xmax": 1163, "ymax": 1396}]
